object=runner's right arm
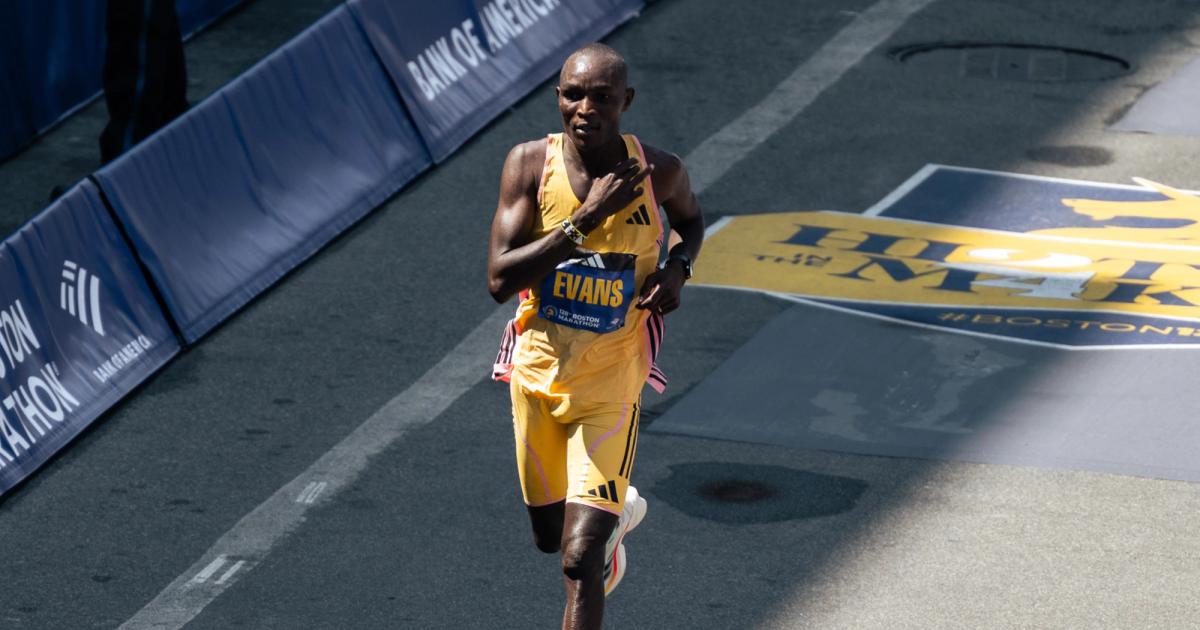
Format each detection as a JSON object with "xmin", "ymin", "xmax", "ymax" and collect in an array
[{"xmin": 487, "ymin": 142, "xmax": 651, "ymax": 303}]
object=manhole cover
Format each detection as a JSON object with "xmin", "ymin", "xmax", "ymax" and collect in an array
[
  {"xmin": 655, "ymin": 463, "xmax": 869, "ymax": 524},
  {"xmin": 890, "ymin": 42, "xmax": 1131, "ymax": 82},
  {"xmin": 696, "ymin": 479, "xmax": 775, "ymax": 503}
]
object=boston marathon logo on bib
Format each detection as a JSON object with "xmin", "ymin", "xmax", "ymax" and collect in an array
[{"xmin": 539, "ymin": 252, "xmax": 637, "ymax": 333}]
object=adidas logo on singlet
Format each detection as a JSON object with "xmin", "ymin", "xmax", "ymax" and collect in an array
[
  {"xmin": 578, "ymin": 254, "xmax": 606, "ymax": 269},
  {"xmin": 586, "ymin": 480, "xmax": 620, "ymax": 502},
  {"xmin": 625, "ymin": 205, "xmax": 652, "ymax": 226}
]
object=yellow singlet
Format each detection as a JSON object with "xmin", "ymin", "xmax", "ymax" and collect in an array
[{"xmin": 493, "ymin": 133, "xmax": 667, "ymax": 403}]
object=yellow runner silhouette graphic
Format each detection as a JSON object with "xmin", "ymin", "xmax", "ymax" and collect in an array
[{"xmin": 1034, "ymin": 178, "xmax": 1200, "ymax": 244}]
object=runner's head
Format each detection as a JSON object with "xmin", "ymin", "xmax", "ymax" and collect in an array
[{"xmin": 556, "ymin": 43, "xmax": 634, "ymax": 153}]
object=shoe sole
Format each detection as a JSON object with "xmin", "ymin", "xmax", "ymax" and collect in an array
[
  {"xmin": 604, "ymin": 544, "xmax": 626, "ymax": 596},
  {"xmin": 603, "ymin": 489, "xmax": 647, "ymax": 597}
]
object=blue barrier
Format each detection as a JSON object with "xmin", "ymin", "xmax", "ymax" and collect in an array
[
  {"xmin": 0, "ymin": 180, "xmax": 180, "ymax": 496},
  {"xmin": 348, "ymin": 0, "xmax": 644, "ymax": 162},
  {"xmin": 0, "ymin": 0, "xmax": 107, "ymax": 161},
  {"xmin": 93, "ymin": 5, "xmax": 432, "ymax": 343},
  {"xmin": 0, "ymin": 0, "xmax": 247, "ymax": 162}
]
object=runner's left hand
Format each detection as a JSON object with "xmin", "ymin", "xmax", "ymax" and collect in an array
[{"xmin": 636, "ymin": 265, "xmax": 685, "ymax": 315}]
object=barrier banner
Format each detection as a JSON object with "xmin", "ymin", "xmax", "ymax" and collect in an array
[
  {"xmin": 94, "ymin": 6, "xmax": 432, "ymax": 343},
  {"xmin": 348, "ymin": 0, "xmax": 644, "ymax": 162},
  {"xmin": 0, "ymin": 180, "xmax": 179, "ymax": 497}
]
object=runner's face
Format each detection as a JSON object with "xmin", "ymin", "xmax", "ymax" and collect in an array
[{"xmin": 556, "ymin": 58, "xmax": 632, "ymax": 153}]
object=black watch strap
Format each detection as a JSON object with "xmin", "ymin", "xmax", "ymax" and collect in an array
[{"xmin": 666, "ymin": 253, "xmax": 693, "ymax": 279}]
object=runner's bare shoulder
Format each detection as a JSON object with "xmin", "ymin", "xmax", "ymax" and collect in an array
[
  {"xmin": 500, "ymin": 137, "xmax": 550, "ymax": 200},
  {"xmin": 639, "ymin": 142, "xmax": 685, "ymax": 201}
]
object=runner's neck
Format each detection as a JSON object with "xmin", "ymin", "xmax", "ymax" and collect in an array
[{"xmin": 563, "ymin": 133, "xmax": 629, "ymax": 177}]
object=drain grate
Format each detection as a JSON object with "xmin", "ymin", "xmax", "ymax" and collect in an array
[{"xmin": 890, "ymin": 42, "xmax": 1131, "ymax": 82}]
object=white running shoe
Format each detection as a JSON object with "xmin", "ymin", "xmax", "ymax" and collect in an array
[
  {"xmin": 603, "ymin": 486, "xmax": 647, "ymax": 596},
  {"xmin": 603, "ymin": 543, "xmax": 626, "ymax": 596}
]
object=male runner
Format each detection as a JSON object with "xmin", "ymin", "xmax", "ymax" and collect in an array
[{"xmin": 488, "ymin": 43, "xmax": 704, "ymax": 629}]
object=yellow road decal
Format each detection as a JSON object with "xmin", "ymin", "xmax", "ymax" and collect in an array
[{"xmin": 696, "ymin": 210, "xmax": 1200, "ymax": 322}]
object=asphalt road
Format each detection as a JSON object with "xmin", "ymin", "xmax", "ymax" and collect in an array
[{"xmin": 3, "ymin": 0, "xmax": 1200, "ymax": 628}]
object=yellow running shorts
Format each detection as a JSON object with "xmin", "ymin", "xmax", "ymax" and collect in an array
[{"xmin": 510, "ymin": 380, "xmax": 640, "ymax": 516}]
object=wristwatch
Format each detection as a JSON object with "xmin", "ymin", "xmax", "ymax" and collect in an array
[{"xmin": 664, "ymin": 253, "xmax": 693, "ymax": 280}]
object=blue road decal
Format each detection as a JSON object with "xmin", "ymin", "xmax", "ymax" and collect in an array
[{"xmin": 695, "ymin": 165, "xmax": 1200, "ymax": 348}]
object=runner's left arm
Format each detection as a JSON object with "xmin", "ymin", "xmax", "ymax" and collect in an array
[{"xmin": 636, "ymin": 152, "xmax": 704, "ymax": 315}]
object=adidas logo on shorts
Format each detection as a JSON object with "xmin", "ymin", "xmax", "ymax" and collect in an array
[{"xmin": 587, "ymin": 480, "xmax": 619, "ymax": 502}]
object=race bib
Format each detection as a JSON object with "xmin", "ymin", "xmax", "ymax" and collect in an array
[{"xmin": 538, "ymin": 252, "xmax": 637, "ymax": 333}]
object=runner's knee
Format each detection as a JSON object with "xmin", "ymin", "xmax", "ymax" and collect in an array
[
  {"xmin": 559, "ymin": 533, "xmax": 605, "ymax": 581},
  {"xmin": 527, "ymin": 502, "xmax": 565, "ymax": 553},
  {"xmin": 533, "ymin": 533, "xmax": 560, "ymax": 554}
]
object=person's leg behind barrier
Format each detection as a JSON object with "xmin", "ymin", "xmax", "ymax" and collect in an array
[
  {"xmin": 100, "ymin": 0, "xmax": 142, "ymax": 163},
  {"xmin": 138, "ymin": 0, "xmax": 188, "ymax": 136},
  {"xmin": 100, "ymin": 0, "xmax": 187, "ymax": 164}
]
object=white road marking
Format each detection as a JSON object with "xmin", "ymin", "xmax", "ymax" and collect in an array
[
  {"xmin": 119, "ymin": 2, "xmax": 933, "ymax": 627},
  {"xmin": 118, "ymin": 307, "xmax": 512, "ymax": 630},
  {"xmin": 863, "ymin": 163, "xmax": 939, "ymax": 216},
  {"xmin": 192, "ymin": 557, "xmax": 226, "ymax": 584},
  {"xmin": 863, "ymin": 162, "xmax": 1200, "ymax": 216},
  {"xmin": 297, "ymin": 481, "xmax": 327, "ymax": 504},
  {"xmin": 703, "ymin": 216, "xmax": 733, "ymax": 239},
  {"xmin": 685, "ymin": 0, "xmax": 937, "ymax": 195},
  {"xmin": 214, "ymin": 561, "xmax": 246, "ymax": 586},
  {"xmin": 926, "ymin": 162, "xmax": 1200, "ymax": 192}
]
